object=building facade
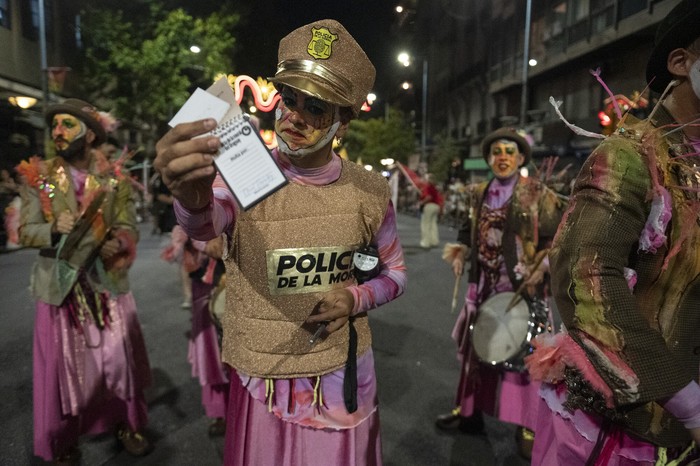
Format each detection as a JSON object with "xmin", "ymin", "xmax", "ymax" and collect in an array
[
  {"xmin": 415, "ymin": 0, "xmax": 680, "ymax": 183},
  {"xmin": 0, "ymin": 0, "xmax": 83, "ymax": 171}
]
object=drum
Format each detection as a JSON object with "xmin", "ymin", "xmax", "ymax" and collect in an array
[
  {"xmin": 209, "ymin": 274, "xmax": 226, "ymax": 340},
  {"xmin": 470, "ymin": 291, "xmax": 550, "ymax": 372}
]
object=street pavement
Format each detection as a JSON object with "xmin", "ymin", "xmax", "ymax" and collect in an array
[{"xmin": 0, "ymin": 213, "xmax": 531, "ymax": 466}]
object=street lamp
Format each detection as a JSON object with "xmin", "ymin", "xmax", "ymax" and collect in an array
[
  {"xmin": 397, "ymin": 52, "xmax": 428, "ymax": 163},
  {"xmin": 519, "ymin": 0, "xmax": 533, "ymax": 126},
  {"xmin": 8, "ymin": 96, "xmax": 38, "ymax": 109}
]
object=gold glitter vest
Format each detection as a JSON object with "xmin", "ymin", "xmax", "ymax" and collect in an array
[{"xmin": 222, "ymin": 159, "xmax": 390, "ymax": 378}]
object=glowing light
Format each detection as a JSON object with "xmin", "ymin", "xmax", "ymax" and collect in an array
[
  {"xmin": 190, "ymin": 45, "xmax": 201, "ymax": 53},
  {"xmin": 380, "ymin": 158, "xmax": 395, "ymax": 166},
  {"xmin": 598, "ymin": 110, "xmax": 612, "ymax": 126},
  {"xmin": 401, "ymin": 81, "xmax": 411, "ymax": 90},
  {"xmin": 397, "ymin": 52, "xmax": 411, "ymax": 67},
  {"xmin": 520, "ymin": 167, "xmax": 529, "ymax": 178},
  {"xmin": 367, "ymin": 93, "xmax": 377, "ymax": 104},
  {"xmin": 214, "ymin": 74, "xmax": 281, "ymax": 113},
  {"xmin": 395, "ymin": 5, "xmax": 404, "ymax": 13},
  {"xmin": 528, "ymin": 59, "xmax": 537, "ymax": 66},
  {"xmin": 8, "ymin": 96, "xmax": 37, "ymax": 109},
  {"xmin": 249, "ymin": 106, "xmax": 257, "ymax": 113},
  {"xmin": 364, "ymin": 164, "xmax": 373, "ymax": 171},
  {"xmin": 260, "ymin": 129, "xmax": 277, "ymax": 148}
]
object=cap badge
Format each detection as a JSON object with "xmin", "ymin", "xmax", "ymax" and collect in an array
[{"xmin": 307, "ymin": 27, "xmax": 337, "ymax": 60}]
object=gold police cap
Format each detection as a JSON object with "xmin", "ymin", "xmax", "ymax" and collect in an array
[{"xmin": 269, "ymin": 19, "xmax": 376, "ymax": 117}]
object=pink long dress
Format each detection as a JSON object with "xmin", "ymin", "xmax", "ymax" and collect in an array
[{"xmin": 32, "ymin": 167, "xmax": 151, "ymax": 461}]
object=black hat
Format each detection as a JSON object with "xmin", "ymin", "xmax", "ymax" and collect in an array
[
  {"xmin": 481, "ymin": 127, "xmax": 532, "ymax": 166},
  {"xmin": 646, "ymin": 0, "xmax": 700, "ymax": 94},
  {"xmin": 45, "ymin": 98, "xmax": 106, "ymax": 146}
]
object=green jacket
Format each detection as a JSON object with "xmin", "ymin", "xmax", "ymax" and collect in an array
[
  {"xmin": 549, "ymin": 105, "xmax": 700, "ymax": 447},
  {"xmin": 20, "ymin": 156, "xmax": 137, "ymax": 305}
]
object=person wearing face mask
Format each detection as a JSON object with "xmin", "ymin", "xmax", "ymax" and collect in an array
[
  {"xmin": 524, "ymin": 1, "xmax": 700, "ymax": 464},
  {"xmin": 154, "ymin": 19, "xmax": 407, "ymax": 465},
  {"xmin": 436, "ymin": 127, "xmax": 566, "ymax": 458},
  {"xmin": 17, "ymin": 99, "xmax": 152, "ymax": 464}
]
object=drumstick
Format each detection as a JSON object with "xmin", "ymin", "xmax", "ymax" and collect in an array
[
  {"xmin": 506, "ymin": 251, "xmax": 547, "ymax": 312},
  {"xmin": 451, "ymin": 274, "xmax": 461, "ymax": 313}
]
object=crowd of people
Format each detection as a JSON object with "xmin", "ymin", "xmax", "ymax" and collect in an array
[{"xmin": 9, "ymin": 2, "xmax": 700, "ymax": 464}]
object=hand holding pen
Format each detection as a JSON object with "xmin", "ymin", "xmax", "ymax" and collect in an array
[{"xmin": 307, "ymin": 288, "xmax": 354, "ymax": 347}]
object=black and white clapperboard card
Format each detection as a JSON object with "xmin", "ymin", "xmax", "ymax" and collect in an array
[{"xmin": 169, "ymin": 76, "xmax": 287, "ymax": 210}]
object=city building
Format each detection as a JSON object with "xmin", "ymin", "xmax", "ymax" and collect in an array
[
  {"xmin": 0, "ymin": 0, "xmax": 85, "ymax": 171},
  {"xmin": 413, "ymin": 0, "xmax": 680, "ymax": 183}
]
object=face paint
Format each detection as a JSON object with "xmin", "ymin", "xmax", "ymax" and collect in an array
[
  {"xmin": 488, "ymin": 140, "xmax": 524, "ymax": 180},
  {"xmin": 51, "ymin": 114, "xmax": 89, "ymax": 161},
  {"xmin": 277, "ymin": 87, "xmax": 336, "ymax": 129},
  {"xmin": 275, "ymin": 120, "xmax": 341, "ymax": 159},
  {"xmin": 51, "ymin": 114, "xmax": 87, "ymax": 151},
  {"xmin": 274, "ymin": 87, "xmax": 341, "ymax": 157}
]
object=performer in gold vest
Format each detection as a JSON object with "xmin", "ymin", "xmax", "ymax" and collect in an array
[{"xmin": 154, "ymin": 19, "xmax": 407, "ymax": 466}]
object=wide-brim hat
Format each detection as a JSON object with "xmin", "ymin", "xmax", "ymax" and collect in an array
[
  {"xmin": 646, "ymin": 0, "xmax": 700, "ymax": 94},
  {"xmin": 269, "ymin": 19, "xmax": 375, "ymax": 117},
  {"xmin": 481, "ymin": 127, "xmax": 532, "ymax": 166},
  {"xmin": 45, "ymin": 98, "xmax": 106, "ymax": 146}
]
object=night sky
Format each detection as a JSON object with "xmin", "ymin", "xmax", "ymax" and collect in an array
[{"xmin": 232, "ymin": 0, "xmax": 403, "ymax": 102}]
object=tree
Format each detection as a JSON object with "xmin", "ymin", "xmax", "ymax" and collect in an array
[
  {"xmin": 429, "ymin": 134, "xmax": 461, "ymax": 185},
  {"xmin": 342, "ymin": 107, "xmax": 416, "ymax": 168},
  {"xmin": 79, "ymin": 2, "xmax": 239, "ymax": 141}
]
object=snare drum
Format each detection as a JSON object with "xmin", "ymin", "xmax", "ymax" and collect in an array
[{"xmin": 470, "ymin": 291, "xmax": 550, "ymax": 372}]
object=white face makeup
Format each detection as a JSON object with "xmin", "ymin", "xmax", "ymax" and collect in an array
[
  {"xmin": 488, "ymin": 140, "xmax": 524, "ymax": 180},
  {"xmin": 274, "ymin": 87, "xmax": 341, "ymax": 158}
]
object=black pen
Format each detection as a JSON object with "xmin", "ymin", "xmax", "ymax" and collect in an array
[{"xmin": 309, "ymin": 322, "xmax": 328, "ymax": 346}]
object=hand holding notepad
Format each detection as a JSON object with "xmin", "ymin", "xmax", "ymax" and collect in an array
[{"xmin": 168, "ymin": 77, "xmax": 287, "ymax": 210}]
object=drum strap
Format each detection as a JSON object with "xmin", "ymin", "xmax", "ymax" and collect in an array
[{"xmin": 343, "ymin": 316, "xmax": 358, "ymax": 413}]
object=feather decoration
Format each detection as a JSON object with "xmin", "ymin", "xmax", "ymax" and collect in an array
[
  {"xmin": 549, "ymin": 97, "xmax": 606, "ymax": 139},
  {"xmin": 590, "ymin": 68, "xmax": 622, "ymax": 120}
]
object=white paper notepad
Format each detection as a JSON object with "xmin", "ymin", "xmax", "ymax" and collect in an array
[{"xmin": 168, "ymin": 77, "xmax": 287, "ymax": 210}]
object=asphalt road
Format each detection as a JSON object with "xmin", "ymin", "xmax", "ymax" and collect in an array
[{"xmin": 0, "ymin": 213, "xmax": 531, "ymax": 466}]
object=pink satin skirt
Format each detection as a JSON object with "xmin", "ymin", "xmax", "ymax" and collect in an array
[
  {"xmin": 33, "ymin": 293, "xmax": 151, "ymax": 461},
  {"xmin": 189, "ymin": 279, "xmax": 229, "ymax": 418},
  {"xmin": 223, "ymin": 371, "xmax": 383, "ymax": 466}
]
